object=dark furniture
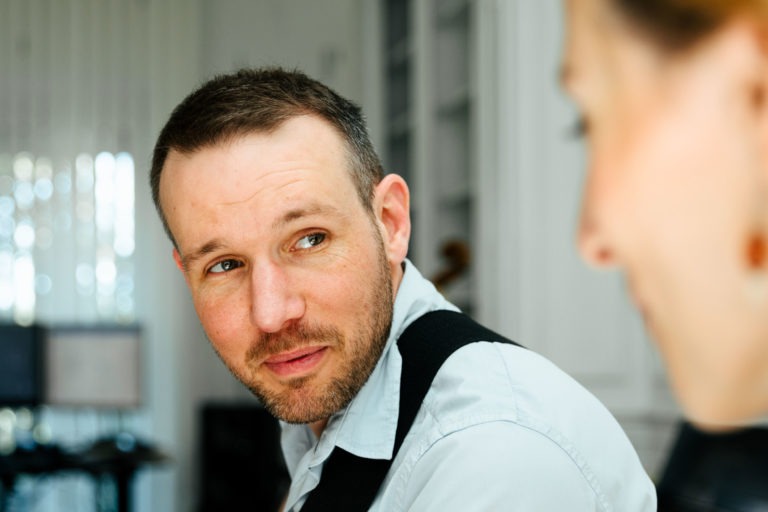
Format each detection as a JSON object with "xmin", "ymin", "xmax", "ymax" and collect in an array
[
  {"xmin": 0, "ymin": 324, "xmax": 45, "ymax": 407},
  {"xmin": 0, "ymin": 436, "xmax": 169, "ymax": 512},
  {"xmin": 198, "ymin": 402, "xmax": 290, "ymax": 512}
]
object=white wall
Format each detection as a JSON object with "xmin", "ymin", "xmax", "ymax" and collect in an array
[{"xmin": 200, "ymin": 0, "xmax": 364, "ymax": 101}]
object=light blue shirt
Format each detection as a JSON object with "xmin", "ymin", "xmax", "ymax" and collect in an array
[{"xmin": 281, "ymin": 260, "xmax": 656, "ymax": 511}]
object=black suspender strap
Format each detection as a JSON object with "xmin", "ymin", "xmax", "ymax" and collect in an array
[{"xmin": 300, "ymin": 310, "xmax": 520, "ymax": 511}]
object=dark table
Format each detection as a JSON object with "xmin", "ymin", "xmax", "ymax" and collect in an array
[{"xmin": 0, "ymin": 435, "xmax": 169, "ymax": 512}]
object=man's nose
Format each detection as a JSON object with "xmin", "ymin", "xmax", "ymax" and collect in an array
[{"xmin": 250, "ymin": 261, "xmax": 305, "ymax": 333}]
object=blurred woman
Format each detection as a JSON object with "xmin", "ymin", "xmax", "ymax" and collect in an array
[{"xmin": 560, "ymin": 0, "xmax": 768, "ymax": 428}]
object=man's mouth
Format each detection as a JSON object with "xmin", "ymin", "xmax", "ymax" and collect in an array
[{"xmin": 263, "ymin": 346, "xmax": 328, "ymax": 377}]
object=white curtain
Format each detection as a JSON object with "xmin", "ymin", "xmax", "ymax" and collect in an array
[{"xmin": 0, "ymin": 0, "xmax": 155, "ymax": 325}]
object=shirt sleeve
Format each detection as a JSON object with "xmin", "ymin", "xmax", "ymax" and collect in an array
[{"xmin": 400, "ymin": 421, "xmax": 602, "ymax": 511}]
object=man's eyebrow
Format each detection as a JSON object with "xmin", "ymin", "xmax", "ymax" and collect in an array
[
  {"xmin": 181, "ymin": 240, "xmax": 226, "ymax": 270},
  {"xmin": 272, "ymin": 204, "xmax": 345, "ymax": 229}
]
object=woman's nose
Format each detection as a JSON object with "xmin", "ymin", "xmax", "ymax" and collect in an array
[{"xmin": 577, "ymin": 206, "xmax": 616, "ymax": 269}]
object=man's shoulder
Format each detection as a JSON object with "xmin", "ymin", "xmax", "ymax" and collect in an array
[
  {"xmin": 390, "ymin": 341, "xmax": 656, "ymax": 511},
  {"xmin": 427, "ymin": 340, "xmax": 601, "ymax": 422},
  {"xmin": 421, "ymin": 340, "xmax": 639, "ymax": 479}
]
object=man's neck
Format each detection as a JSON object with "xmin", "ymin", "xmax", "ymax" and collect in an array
[{"xmin": 310, "ymin": 418, "xmax": 328, "ymax": 438}]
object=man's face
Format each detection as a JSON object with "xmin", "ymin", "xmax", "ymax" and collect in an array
[{"xmin": 159, "ymin": 115, "xmax": 400, "ymax": 426}]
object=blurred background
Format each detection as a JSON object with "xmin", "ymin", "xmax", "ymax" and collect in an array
[{"xmin": 0, "ymin": 0, "xmax": 683, "ymax": 510}]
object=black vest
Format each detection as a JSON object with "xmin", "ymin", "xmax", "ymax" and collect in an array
[{"xmin": 301, "ymin": 310, "xmax": 520, "ymax": 511}]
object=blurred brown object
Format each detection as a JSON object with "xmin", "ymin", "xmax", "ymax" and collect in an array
[{"xmin": 431, "ymin": 239, "xmax": 471, "ymax": 292}]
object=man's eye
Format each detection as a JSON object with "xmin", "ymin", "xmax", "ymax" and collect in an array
[
  {"xmin": 295, "ymin": 232, "xmax": 326, "ymax": 250},
  {"xmin": 208, "ymin": 259, "xmax": 243, "ymax": 274}
]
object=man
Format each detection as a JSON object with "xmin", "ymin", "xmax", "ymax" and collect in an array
[{"xmin": 150, "ymin": 67, "xmax": 656, "ymax": 511}]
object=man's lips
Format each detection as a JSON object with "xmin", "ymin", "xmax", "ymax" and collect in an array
[{"xmin": 263, "ymin": 346, "xmax": 328, "ymax": 377}]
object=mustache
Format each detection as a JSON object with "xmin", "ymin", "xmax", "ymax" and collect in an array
[{"xmin": 246, "ymin": 322, "xmax": 343, "ymax": 362}]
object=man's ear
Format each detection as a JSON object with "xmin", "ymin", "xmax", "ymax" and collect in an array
[
  {"xmin": 172, "ymin": 248, "xmax": 184, "ymax": 271},
  {"xmin": 172, "ymin": 248, "xmax": 191, "ymax": 284},
  {"xmin": 373, "ymin": 173, "xmax": 411, "ymax": 266}
]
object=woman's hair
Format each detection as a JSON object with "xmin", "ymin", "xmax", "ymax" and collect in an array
[
  {"xmin": 150, "ymin": 67, "xmax": 384, "ymax": 247},
  {"xmin": 612, "ymin": 0, "xmax": 767, "ymax": 50}
]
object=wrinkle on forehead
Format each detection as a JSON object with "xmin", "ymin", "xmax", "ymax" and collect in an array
[{"xmin": 217, "ymin": 169, "xmax": 307, "ymax": 208}]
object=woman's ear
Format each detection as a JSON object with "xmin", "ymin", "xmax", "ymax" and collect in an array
[{"xmin": 373, "ymin": 173, "xmax": 411, "ymax": 266}]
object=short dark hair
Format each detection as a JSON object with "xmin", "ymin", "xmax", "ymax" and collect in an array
[{"xmin": 150, "ymin": 67, "xmax": 384, "ymax": 247}]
